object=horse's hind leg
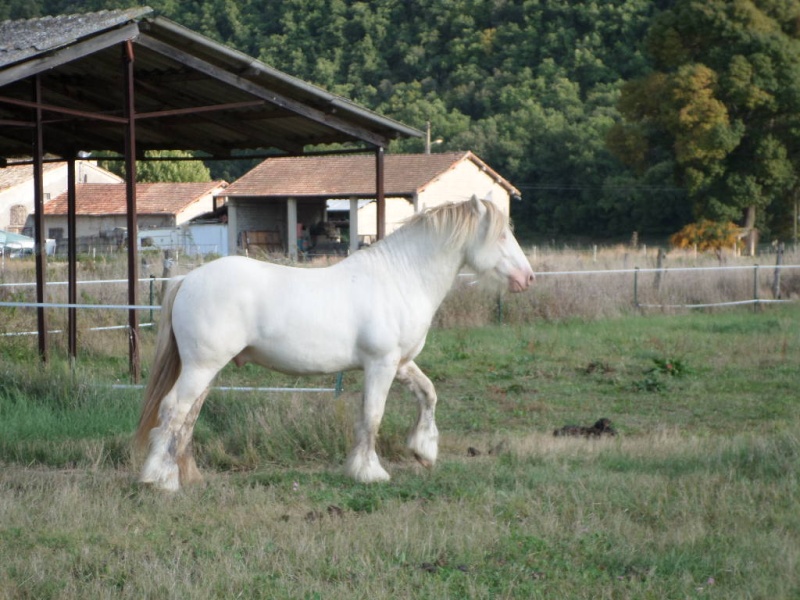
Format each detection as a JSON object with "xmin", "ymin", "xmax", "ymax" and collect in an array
[
  {"xmin": 140, "ymin": 367, "xmax": 217, "ymax": 491},
  {"xmin": 175, "ymin": 386, "xmax": 211, "ymax": 486},
  {"xmin": 396, "ymin": 361, "xmax": 439, "ymax": 468}
]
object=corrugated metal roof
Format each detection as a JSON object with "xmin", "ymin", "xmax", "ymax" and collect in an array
[
  {"xmin": 0, "ymin": 8, "xmax": 151, "ymax": 67},
  {"xmin": 222, "ymin": 151, "xmax": 520, "ymax": 198},
  {"xmin": 44, "ymin": 181, "xmax": 227, "ymax": 216},
  {"xmin": 0, "ymin": 229, "xmax": 35, "ymax": 245},
  {"xmin": 0, "ymin": 9, "xmax": 421, "ymax": 159}
]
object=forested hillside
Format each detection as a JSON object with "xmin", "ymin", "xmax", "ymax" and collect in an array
[{"xmin": 4, "ymin": 0, "xmax": 798, "ymax": 243}]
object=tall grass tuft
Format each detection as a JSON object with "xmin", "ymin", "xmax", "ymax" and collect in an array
[
  {"xmin": 0, "ymin": 360, "xmax": 139, "ymax": 467},
  {"xmin": 193, "ymin": 390, "xmax": 411, "ymax": 471}
]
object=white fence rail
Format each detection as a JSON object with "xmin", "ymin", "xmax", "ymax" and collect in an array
[
  {"xmin": 2, "ymin": 264, "xmax": 798, "ymax": 336},
  {"xmin": 0, "ymin": 276, "xmax": 164, "ymax": 337}
]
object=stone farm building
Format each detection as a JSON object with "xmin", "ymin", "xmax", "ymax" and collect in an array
[
  {"xmin": 0, "ymin": 160, "xmax": 122, "ymax": 235},
  {"xmin": 44, "ymin": 181, "xmax": 227, "ymax": 253}
]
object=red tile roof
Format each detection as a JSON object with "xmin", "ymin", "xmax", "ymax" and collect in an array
[
  {"xmin": 221, "ymin": 151, "xmax": 519, "ymax": 198},
  {"xmin": 44, "ymin": 181, "xmax": 227, "ymax": 216}
]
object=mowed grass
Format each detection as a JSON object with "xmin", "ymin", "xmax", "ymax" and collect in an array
[{"xmin": 1, "ymin": 306, "xmax": 799, "ymax": 598}]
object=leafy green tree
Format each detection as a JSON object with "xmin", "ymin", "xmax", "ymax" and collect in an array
[
  {"xmin": 0, "ymin": 0, "xmax": 45, "ymax": 20},
  {"xmin": 99, "ymin": 150, "xmax": 212, "ymax": 183},
  {"xmin": 609, "ymin": 0, "xmax": 800, "ymax": 240}
]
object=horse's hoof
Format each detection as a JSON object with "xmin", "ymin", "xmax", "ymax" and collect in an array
[
  {"xmin": 139, "ymin": 464, "xmax": 181, "ymax": 492},
  {"xmin": 139, "ymin": 479, "xmax": 181, "ymax": 493},
  {"xmin": 413, "ymin": 452, "xmax": 433, "ymax": 469}
]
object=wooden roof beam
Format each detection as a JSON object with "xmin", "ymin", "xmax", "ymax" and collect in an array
[{"xmin": 135, "ymin": 34, "xmax": 391, "ymax": 148}]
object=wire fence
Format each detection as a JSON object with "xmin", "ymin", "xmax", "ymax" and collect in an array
[
  {"xmin": 0, "ymin": 274, "xmax": 348, "ymax": 395},
  {"xmin": 631, "ymin": 264, "xmax": 798, "ymax": 310},
  {"xmin": 2, "ymin": 263, "xmax": 798, "ymax": 336},
  {"xmin": 3, "ymin": 252, "xmax": 796, "ymax": 401},
  {"xmin": 0, "ymin": 276, "xmax": 165, "ymax": 337}
]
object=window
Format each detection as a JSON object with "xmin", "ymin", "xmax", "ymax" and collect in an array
[{"xmin": 9, "ymin": 204, "xmax": 27, "ymax": 229}]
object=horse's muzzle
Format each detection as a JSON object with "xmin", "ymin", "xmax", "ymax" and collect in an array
[{"xmin": 508, "ymin": 269, "xmax": 535, "ymax": 293}]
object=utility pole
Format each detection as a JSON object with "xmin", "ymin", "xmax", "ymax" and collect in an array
[
  {"xmin": 424, "ymin": 121, "xmax": 443, "ymax": 154},
  {"xmin": 425, "ymin": 121, "xmax": 431, "ymax": 154}
]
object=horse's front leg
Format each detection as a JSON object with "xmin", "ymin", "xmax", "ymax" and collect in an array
[
  {"xmin": 396, "ymin": 360, "xmax": 439, "ymax": 468},
  {"xmin": 345, "ymin": 358, "xmax": 398, "ymax": 483}
]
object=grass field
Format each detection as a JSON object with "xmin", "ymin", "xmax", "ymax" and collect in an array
[{"xmin": 1, "ymin": 302, "xmax": 798, "ymax": 598}]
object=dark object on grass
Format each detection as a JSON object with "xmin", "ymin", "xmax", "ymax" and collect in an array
[
  {"xmin": 467, "ymin": 447, "xmax": 481, "ymax": 457},
  {"xmin": 553, "ymin": 418, "xmax": 617, "ymax": 437}
]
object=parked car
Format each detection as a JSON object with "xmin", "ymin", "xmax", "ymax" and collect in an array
[{"xmin": 0, "ymin": 230, "xmax": 55, "ymax": 257}]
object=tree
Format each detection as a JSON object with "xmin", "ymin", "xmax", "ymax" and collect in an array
[
  {"xmin": 609, "ymin": 0, "xmax": 800, "ymax": 244},
  {"xmin": 33, "ymin": 0, "xmax": 665, "ymax": 240},
  {"xmin": 99, "ymin": 150, "xmax": 212, "ymax": 183}
]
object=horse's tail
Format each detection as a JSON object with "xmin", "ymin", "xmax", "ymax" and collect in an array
[{"xmin": 134, "ymin": 277, "xmax": 185, "ymax": 452}]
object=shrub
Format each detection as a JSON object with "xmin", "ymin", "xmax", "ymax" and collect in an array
[{"xmin": 669, "ymin": 219, "xmax": 741, "ymax": 252}]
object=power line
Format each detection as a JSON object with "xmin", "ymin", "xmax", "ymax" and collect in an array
[{"xmin": 517, "ymin": 183, "xmax": 685, "ymax": 192}]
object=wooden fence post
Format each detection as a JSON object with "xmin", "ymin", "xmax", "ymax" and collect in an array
[
  {"xmin": 496, "ymin": 293, "xmax": 503, "ymax": 324},
  {"xmin": 160, "ymin": 249, "xmax": 174, "ymax": 301},
  {"xmin": 653, "ymin": 248, "xmax": 666, "ymax": 292},
  {"xmin": 149, "ymin": 275, "xmax": 156, "ymax": 323},
  {"xmin": 772, "ymin": 243, "xmax": 784, "ymax": 299},
  {"xmin": 753, "ymin": 264, "xmax": 760, "ymax": 313}
]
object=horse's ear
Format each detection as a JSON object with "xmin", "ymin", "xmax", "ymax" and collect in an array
[{"xmin": 469, "ymin": 194, "xmax": 486, "ymax": 217}]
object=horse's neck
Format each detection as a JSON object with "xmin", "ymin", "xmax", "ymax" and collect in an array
[{"xmin": 364, "ymin": 225, "xmax": 465, "ymax": 306}]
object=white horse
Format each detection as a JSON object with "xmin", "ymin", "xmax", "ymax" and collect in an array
[{"xmin": 135, "ymin": 195, "xmax": 534, "ymax": 491}]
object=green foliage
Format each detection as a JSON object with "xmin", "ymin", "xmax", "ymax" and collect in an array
[
  {"xmin": 633, "ymin": 355, "xmax": 691, "ymax": 393},
  {"xmin": 98, "ymin": 150, "xmax": 212, "ymax": 183},
  {"xmin": 22, "ymin": 0, "xmax": 669, "ymax": 239},
  {"xmin": 649, "ymin": 356, "xmax": 690, "ymax": 377},
  {"xmin": 613, "ymin": 0, "xmax": 800, "ymax": 238}
]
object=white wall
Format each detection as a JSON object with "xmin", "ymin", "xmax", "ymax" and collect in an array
[
  {"xmin": 43, "ymin": 187, "xmax": 221, "ymax": 242},
  {"xmin": 356, "ymin": 197, "xmax": 414, "ymax": 239},
  {"xmin": 44, "ymin": 214, "xmax": 175, "ymax": 240},
  {"xmin": 138, "ymin": 223, "xmax": 228, "ymax": 256},
  {"xmin": 0, "ymin": 161, "xmax": 122, "ymax": 232},
  {"xmin": 417, "ymin": 160, "xmax": 511, "ymax": 215},
  {"xmin": 173, "ymin": 192, "xmax": 223, "ymax": 226},
  {"xmin": 354, "ymin": 160, "xmax": 512, "ymax": 241}
]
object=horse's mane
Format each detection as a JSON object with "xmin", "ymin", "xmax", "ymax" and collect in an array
[{"xmin": 400, "ymin": 199, "xmax": 508, "ymax": 248}]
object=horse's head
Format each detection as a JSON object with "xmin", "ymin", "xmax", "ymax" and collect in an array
[{"xmin": 464, "ymin": 195, "xmax": 534, "ymax": 293}]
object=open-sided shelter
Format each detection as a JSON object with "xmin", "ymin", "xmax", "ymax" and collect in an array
[
  {"xmin": 220, "ymin": 151, "xmax": 521, "ymax": 257},
  {"xmin": 0, "ymin": 7, "xmax": 420, "ymax": 377}
]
